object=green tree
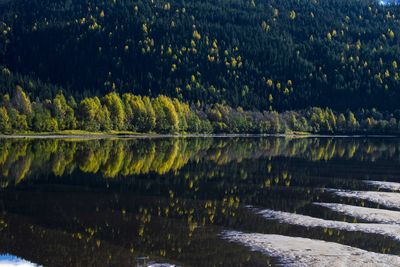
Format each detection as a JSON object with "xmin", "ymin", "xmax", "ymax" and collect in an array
[
  {"xmin": 0, "ymin": 106, "xmax": 10, "ymax": 133},
  {"xmin": 152, "ymin": 95, "xmax": 179, "ymax": 133},
  {"xmin": 53, "ymin": 93, "xmax": 77, "ymax": 130},
  {"xmin": 173, "ymin": 99, "xmax": 189, "ymax": 132},
  {"xmin": 68, "ymin": 96, "xmax": 78, "ymax": 109},
  {"xmin": 337, "ymin": 113, "xmax": 346, "ymax": 132},
  {"xmin": 103, "ymin": 92, "xmax": 126, "ymax": 130},
  {"xmin": 99, "ymin": 105, "xmax": 112, "ymax": 131},
  {"xmin": 123, "ymin": 93, "xmax": 147, "ymax": 131},
  {"xmin": 143, "ymin": 96, "xmax": 156, "ymax": 132},
  {"xmin": 79, "ymin": 97, "xmax": 102, "ymax": 131},
  {"xmin": 1, "ymin": 94, "xmax": 10, "ymax": 108},
  {"xmin": 8, "ymin": 108, "xmax": 28, "ymax": 131},
  {"xmin": 326, "ymin": 109, "xmax": 337, "ymax": 132},
  {"xmin": 266, "ymin": 111, "xmax": 281, "ymax": 133},
  {"xmin": 347, "ymin": 111, "xmax": 358, "ymax": 132},
  {"xmin": 32, "ymin": 104, "xmax": 59, "ymax": 132},
  {"xmin": 13, "ymin": 85, "xmax": 32, "ymax": 115}
]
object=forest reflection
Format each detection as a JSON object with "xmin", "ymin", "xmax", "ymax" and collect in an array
[
  {"xmin": 1, "ymin": 137, "xmax": 400, "ymax": 266},
  {"xmin": 0, "ymin": 137, "xmax": 399, "ymax": 185}
]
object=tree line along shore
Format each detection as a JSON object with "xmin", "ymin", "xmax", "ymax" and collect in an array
[{"xmin": 0, "ymin": 86, "xmax": 400, "ymax": 135}]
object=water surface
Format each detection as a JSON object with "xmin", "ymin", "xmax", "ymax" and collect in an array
[{"xmin": 0, "ymin": 137, "xmax": 400, "ymax": 266}]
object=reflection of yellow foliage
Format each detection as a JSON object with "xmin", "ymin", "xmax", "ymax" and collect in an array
[
  {"xmin": 103, "ymin": 143, "xmax": 125, "ymax": 178},
  {"xmin": 14, "ymin": 155, "xmax": 33, "ymax": 184},
  {"xmin": 347, "ymin": 144, "xmax": 357, "ymax": 159},
  {"xmin": 132, "ymin": 143, "xmax": 156, "ymax": 175},
  {"xmin": 80, "ymin": 151, "xmax": 102, "ymax": 173},
  {"xmin": 138, "ymin": 226, "xmax": 144, "ymax": 237},
  {"xmin": 0, "ymin": 138, "xmax": 397, "ymax": 186},
  {"xmin": 52, "ymin": 143, "xmax": 77, "ymax": 176},
  {"xmin": 150, "ymin": 140, "xmax": 179, "ymax": 174},
  {"xmin": 0, "ymin": 142, "xmax": 10, "ymax": 166},
  {"xmin": 267, "ymin": 163, "xmax": 272, "ymax": 173}
]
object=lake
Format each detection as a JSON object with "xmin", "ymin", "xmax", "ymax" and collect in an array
[{"xmin": 0, "ymin": 137, "xmax": 400, "ymax": 266}]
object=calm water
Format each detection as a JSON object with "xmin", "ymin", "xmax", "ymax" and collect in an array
[{"xmin": 0, "ymin": 137, "xmax": 400, "ymax": 266}]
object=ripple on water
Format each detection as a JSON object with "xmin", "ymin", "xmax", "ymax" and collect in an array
[
  {"xmin": 364, "ymin": 181, "xmax": 400, "ymax": 192},
  {"xmin": 329, "ymin": 189, "xmax": 400, "ymax": 209},
  {"xmin": 253, "ymin": 208, "xmax": 400, "ymax": 241},
  {"xmin": 314, "ymin": 202, "xmax": 400, "ymax": 225},
  {"xmin": 222, "ymin": 231, "xmax": 400, "ymax": 267}
]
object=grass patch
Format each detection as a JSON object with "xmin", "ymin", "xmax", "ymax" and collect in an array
[{"xmin": 0, "ymin": 130, "xmax": 142, "ymax": 136}]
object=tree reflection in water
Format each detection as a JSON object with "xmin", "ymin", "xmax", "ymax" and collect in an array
[{"xmin": 0, "ymin": 137, "xmax": 399, "ymax": 266}]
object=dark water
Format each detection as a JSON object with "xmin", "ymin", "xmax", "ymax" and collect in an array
[{"xmin": 0, "ymin": 137, "xmax": 400, "ymax": 266}]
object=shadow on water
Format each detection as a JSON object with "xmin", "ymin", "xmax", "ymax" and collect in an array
[{"xmin": 0, "ymin": 137, "xmax": 400, "ymax": 266}]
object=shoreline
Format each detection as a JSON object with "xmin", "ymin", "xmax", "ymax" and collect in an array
[{"xmin": 0, "ymin": 132, "xmax": 399, "ymax": 139}]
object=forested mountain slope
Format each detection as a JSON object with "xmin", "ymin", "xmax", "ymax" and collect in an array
[{"xmin": 1, "ymin": 0, "xmax": 400, "ymax": 111}]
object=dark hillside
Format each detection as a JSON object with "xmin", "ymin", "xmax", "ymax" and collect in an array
[{"xmin": 1, "ymin": 0, "xmax": 400, "ymax": 111}]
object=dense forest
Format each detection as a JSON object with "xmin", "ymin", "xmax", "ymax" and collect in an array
[
  {"xmin": 1, "ymin": 86, "xmax": 400, "ymax": 134},
  {"xmin": 1, "ymin": 0, "xmax": 400, "ymax": 134}
]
